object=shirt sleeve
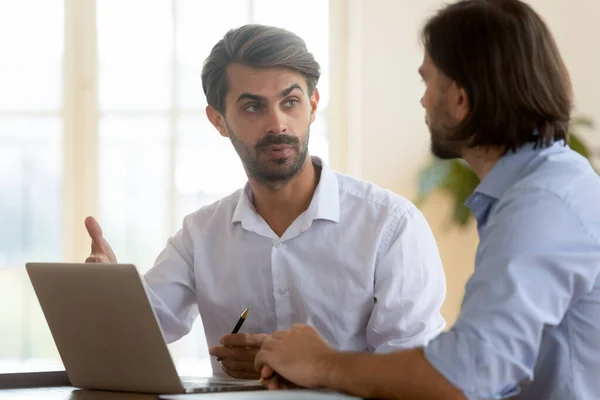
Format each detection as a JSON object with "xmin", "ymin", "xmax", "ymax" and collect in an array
[
  {"xmin": 424, "ymin": 189, "xmax": 600, "ymax": 399},
  {"xmin": 366, "ymin": 205, "xmax": 447, "ymax": 353},
  {"xmin": 143, "ymin": 214, "xmax": 198, "ymax": 343}
]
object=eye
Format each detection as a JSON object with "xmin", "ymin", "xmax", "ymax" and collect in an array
[
  {"xmin": 283, "ymin": 99, "xmax": 298, "ymax": 108},
  {"xmin": 245, "ymin": 103, "xmax": 262, "ymax": 113}
]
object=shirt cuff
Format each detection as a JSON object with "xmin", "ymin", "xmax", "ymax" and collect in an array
[{"xmin": 424, "ymin": 330, "xmax": 522, "ymax": 400}]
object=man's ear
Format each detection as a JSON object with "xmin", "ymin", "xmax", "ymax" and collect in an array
[
  {"xmin": 206, "ymin": 105, "xmax": 229, "ymax": 138},
  {"xmin": 309, "ymin": 88, "xmax": 320, "ymax": 124},
  {"xmin": 452, "ymin": 83, "xmax": 469, "ymax": 122}
]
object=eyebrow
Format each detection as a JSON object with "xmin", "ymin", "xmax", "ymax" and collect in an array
[
  {"xmin": 236, "ymin": 83, "xmax": 304, "ymax": 103},
  {"xmin": 281, "ymin": 83, "xmax": 303, "ymax": 97}
]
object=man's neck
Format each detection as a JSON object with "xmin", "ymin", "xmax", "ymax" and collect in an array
[
  {"xmin": 461, "ymin": 147, "xmax": 504, "ymax": 181},
  {"xmin": 249, "ymin": 158, "xmax": 320, "ymax": 237}
]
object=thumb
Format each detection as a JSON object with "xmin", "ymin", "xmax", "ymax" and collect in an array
[
  {"xmin": 85, "ymin": 216, "xmax": 108, "ymax": 254},
  {"xmin": 261, "ymin": 365, "xmax": 275, "ymax": 379}
]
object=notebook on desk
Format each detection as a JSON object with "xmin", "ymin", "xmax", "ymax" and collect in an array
[{"xmin": 25, "ymin": 262, "xmax": 265, "ymax": 395}]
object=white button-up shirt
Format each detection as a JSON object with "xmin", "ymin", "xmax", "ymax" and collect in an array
[{"xmin": 144, "ymin": 158, "xmax": 446, "ymax": 374}]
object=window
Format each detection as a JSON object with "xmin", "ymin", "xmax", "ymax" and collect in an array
[
  {"xmin": 0, "ymin": 0, "xmax": 330, "ymax": 375},
  {"xmin": 0, "ymin": 0, "xmax": 65, "ymax": 374}
]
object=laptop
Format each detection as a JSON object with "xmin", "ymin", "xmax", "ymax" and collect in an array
[{"xmin": 25, "ymin": 262, "xmax": 265, "ymax": 394}]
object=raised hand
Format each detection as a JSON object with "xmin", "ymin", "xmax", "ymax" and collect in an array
[{"xmin": 84, "ymin": 216, "xmax": 117, "ymax": 264}]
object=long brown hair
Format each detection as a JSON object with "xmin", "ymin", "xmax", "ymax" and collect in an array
[{"xmin": 422, "ymin": 0, "xmax": 573, "ymax": 152}]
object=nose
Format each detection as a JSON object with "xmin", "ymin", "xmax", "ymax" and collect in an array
[
  {"xmin": 420, "ymin": 95, "xmax": 425, "ymax": 108},
  {"xmin": 264, "ymin": 108, "xmax": 288, "ymax": 134}
]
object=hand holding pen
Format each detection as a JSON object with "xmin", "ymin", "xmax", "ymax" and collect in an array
[
  {"xmin": 208, "ymin": 308, "xmax": 269, "ymax": 380},
  {"xmin": 216, "ymin": 307, "xmax": 249, "ymax": 362}
]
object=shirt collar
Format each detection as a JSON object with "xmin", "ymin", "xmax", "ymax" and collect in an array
[
  {"xmin": 472, "ymin": 140, "xmax": 567, "ymax": 200},
  {"xmin": 231, "ymin": 156, "xmax": 340, "ymax": 225},
  {"xmin": 465, "ymin": 140, "xmax": 568, "ymax": 225}
]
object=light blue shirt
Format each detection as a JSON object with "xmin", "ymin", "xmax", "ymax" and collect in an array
[{"xmin": 424, "ymin": 141, "xmax": 600, "ymax": 399}]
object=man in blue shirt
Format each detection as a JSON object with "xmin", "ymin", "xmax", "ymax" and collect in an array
[{"xmin": 254, "ymin": 0, "xmax": 600, "ymax": 399}]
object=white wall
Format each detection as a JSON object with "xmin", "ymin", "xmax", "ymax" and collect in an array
[
  {"xmin": 528, "ymin": 0, "xmax": 600, "ymax": 149},
  {"xmin": 331, "ymin": 0, "xmax": 600, "ymax": 325}
]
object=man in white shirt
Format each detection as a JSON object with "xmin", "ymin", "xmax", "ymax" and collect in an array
[{"xmin": 85, "ymin": 24, "xmax": 446, "ymax": 380}]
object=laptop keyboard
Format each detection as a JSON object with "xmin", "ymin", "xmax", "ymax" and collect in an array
[{"xmin": 181, "ymin": 378, "xmax": 264, "ymax": 393}]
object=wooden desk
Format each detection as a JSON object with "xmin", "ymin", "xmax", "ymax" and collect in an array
[
  {"xmin": 0, "ymin": 386, "xmax": 158, "ymax": 399},
  {"xmin": 0, "ymin": 387, "xmax": 365, "ymax": 399},
  {"xmin": 0, "ymin": 373, "xmax": 158, "ymax": 399},
  {"xmin": 0, "ymin": 373, "xmax": 363, "ymax": 399}
]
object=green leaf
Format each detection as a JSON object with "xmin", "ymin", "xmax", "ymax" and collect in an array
[
  {"xmin": 441, "ymin": 161, "xmax": 480, "ymax": 227},
  {"xmin": 569, "ymin": 133, "xmax": 590, "ymax": 159},
  {"xmin": 415, "ymin": 158, "xmax": 453, "ymax": 205},
  {"xmin": 453, "ymin": 198, "xmax": 472, "ymax": 226}
]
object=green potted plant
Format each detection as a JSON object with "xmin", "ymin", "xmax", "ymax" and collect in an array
[{"xmin": 415, "ymin": 117, "xmax": 598, "ymax": 227}]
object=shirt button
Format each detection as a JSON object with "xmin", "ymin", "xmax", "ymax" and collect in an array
[
  {"xmin": 277, "ymin": 288, "xmax": 288, "ymax": 295},
  {"xmin": 274, "ymin": 242, "xmax": 281, "ymax": 248}
]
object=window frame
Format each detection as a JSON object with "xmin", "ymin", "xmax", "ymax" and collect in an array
[{"xmin": 0, "ymin": 0, "xmax": 344, "ymax": 377}]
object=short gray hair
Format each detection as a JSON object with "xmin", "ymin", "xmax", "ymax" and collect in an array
[{"xmin": 201, "ymin": 24, "xmax": 321, "ymax": 115}]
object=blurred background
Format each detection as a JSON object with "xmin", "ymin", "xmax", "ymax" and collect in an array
[{"xmin": 0, "ymin": 0, "xmax": 598, "ymax": 376}]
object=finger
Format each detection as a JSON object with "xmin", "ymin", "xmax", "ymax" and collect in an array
[
  {"xmin": 267, "ymin": 378, "xmax": 282, "ymax": 390},
  {"xmin": 221, "ymin": 365, "xmax": 260, "ymax": 380},
  {"xmin": 254, "ymin": 350, "xmax": 267, "ymax": 373},
  {"xmin": 85, "ymin": 254, "xmax": 105, "ymax": 263},
  {"xmin": 260, "ymin": 336, "xmax": 281, "ymax": 352},
  {"xmin": 85, "ymin": 216, "xmax": 110, "ymax": 254},
  {"xmin": 255, "ymin": 349, "xmax": 276, "ymax": 373},
  {"xmin": 258, "ymin": 366, "xmax": 286, "ymax": 389},
  {"xmin": 271, "ymin": 330, "xmax": 290, "ymax": 340},
  {"xmin": 209, "ymin": 346, "xmax": 257, "ymax": 362},
  {"xmin": 210, "ymin": 345, "xmax": 258, "ymax": 360},
  {"xmin": 85, "ymin": 216, "xmax": 103, "ymax": 243},
  {"xmin": 258, "ymin": 367, "xmax": 282, "ymax": 390},
  {"xmin": 219, "ymin": 359, "xmax": 257, "ymax": 373},
  {"xmin": 265, "ymin": 373, "xmax": 298, "ymax": 390},
  {"xmin": 220, "ymin": 333, "xmax": 269, "ymax": 348},
  {"xmin": 261, "ymin": 365, "xmax": 275, "ymax": 379},
  {"xmin": 291, "ymin": 324, "xmax": 316, "ymax": 336}
]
